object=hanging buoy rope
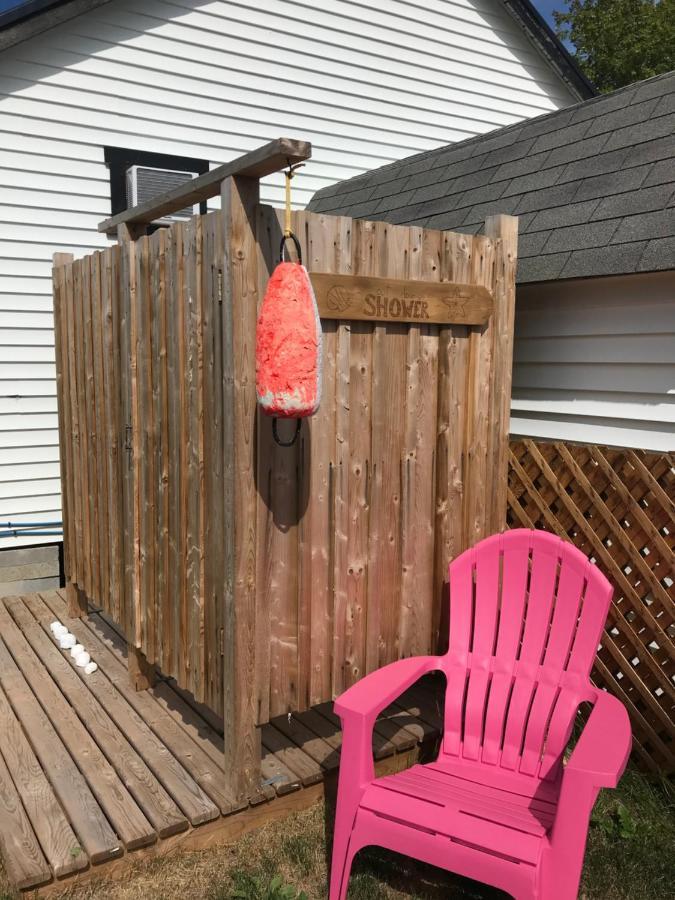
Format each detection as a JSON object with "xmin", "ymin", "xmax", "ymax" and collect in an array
[{"xmin": 256, "ymin": 160, "xmax": 323, "ymax": 448}]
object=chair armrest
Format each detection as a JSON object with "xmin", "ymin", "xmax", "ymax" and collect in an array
[
  {"xmin": 334, "ymin": 656, "xmax": 441, "ymax": 795},
  {"xmin": 565, "ymin": 690, "xmax": 632, "ymax": 788},
  {"xmin": 334, "ymin": 655, "xmax": 440, "ymax": 724}
]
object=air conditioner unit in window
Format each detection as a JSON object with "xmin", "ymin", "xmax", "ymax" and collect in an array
[{"xmin": 125, "ymin": 165, "xmax": 200, "ymax": 225}]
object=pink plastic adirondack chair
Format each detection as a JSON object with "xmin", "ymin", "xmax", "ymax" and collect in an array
[{"xmin": 330, "ymin": 529, "xmax": 631, "ymax": 900}]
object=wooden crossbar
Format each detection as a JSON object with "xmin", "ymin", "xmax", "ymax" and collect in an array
[{"xmin": 98, "ymin": 137, "xmax": 312, "ymax": 235}]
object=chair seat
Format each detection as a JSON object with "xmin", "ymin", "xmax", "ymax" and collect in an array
[{"xmin": 360, "ymin": 762, "xmax": 558, "ymax": 866}]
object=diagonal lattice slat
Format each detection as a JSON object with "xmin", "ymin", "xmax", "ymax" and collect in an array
[{"xmin": 508, "ymin": 439, "xmax": 675, "ymax": 774}]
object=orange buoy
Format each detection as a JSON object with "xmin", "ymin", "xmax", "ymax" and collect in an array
[
  {"xmin": 256, "ymin": 163, "xmax": 322, "ymax": 445},
  {"xmin": 256, "ymin": 244, "xmax": 322, "ymax": 419}
]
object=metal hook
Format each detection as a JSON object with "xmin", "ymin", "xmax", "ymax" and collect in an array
[
  {"xmin": 272, "ymin": 417, "xmax": 301, "ymax": 447},
  {"xmin": 279, "ymin": 232, "xmax": 303, "ymax": 266}
]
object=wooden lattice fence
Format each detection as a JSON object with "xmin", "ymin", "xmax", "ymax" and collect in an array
[{"xmin": 508, "ymin": 439, "xmax": 674, "ymax": 773}]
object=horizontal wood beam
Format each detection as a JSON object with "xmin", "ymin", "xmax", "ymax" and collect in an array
[{"xmin": 98, "ymin": 138, "xmax": 312, "ymax": 235}]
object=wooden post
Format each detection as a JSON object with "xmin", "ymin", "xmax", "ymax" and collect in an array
[
  {"xmin": 484, "ymin": 215, "xmax": 518, "ymax": 534},
  {"xmin": 128, "ymin": 645, "xmax": 157, "ymax": 691},
  {"xmin": 221, "ymin": 174, "xmax": 261, "ymax": 802},
  {"xmin": 66, "ymin": 583, "xmax": 88, "ymax": 619}
]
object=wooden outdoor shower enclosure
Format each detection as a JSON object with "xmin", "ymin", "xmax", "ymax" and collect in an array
[{"xmin": 52, "ymin": 140, "xmax": 518, "ymax": 799}]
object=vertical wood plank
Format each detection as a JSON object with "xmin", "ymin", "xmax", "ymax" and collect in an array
[
  {"xmin": 433, "ymin": 232, "xmax": 471, "ymax": 650},
  {"xmin": 183, "ymin": 216, "xmax": 204, "ymax": 700},
  {"xmin": 325, "ymin": 215, "xmax": 354, "ymax": 698},
  {"xmin": 91, "ymin": 251, "xmax": 110, "ymax": 611},
  {"xmin": 82, "ymin": 254, "xmax": 99, "ymax": 601},
  {"xmin": 118, "ymin": 231, "xmax": 137, "ymax": 642},
  {"xmin": 222, "ymin": 175, "xmax": 261, "ymax": 801},
  {"xmin": 463, "ymin": 233, "xmax": 495, "ymax": 547},
  {"xmin": 52, "ymin": 254, "xmax": 74, "ymax": 585},
  {"xmin": 151, "ymin": 229, "xmax": 169, "ymax": 673},
  {"xmin": 340, "ymin": 218, "xmax": 372, "ymax": 690},
  {"xmin": 63, "ymin": 261, "xmax": 83, "ymax": 590},
  {"xmin": 366, "ymin": 221, "xmax": 408, "ymax": 672},
  {"xmin": 400, "ymin": 227, "xmax": 440, "ymax": 657},
  {"xmin": 134, "ymin": 236, "xmax": 156, "ymax": 663},
  {"xmin": 102, "ymin": 247, "xmax": 124, "ymax": 625},
  {"xmin": 254, "ymin": 204, "xmax": 300, "ymax": 719},
  {"xmin": 166, "ymin": 223, "xmax": 185, "ymax": 684},
  {"xmin": 485, "ymin": 215, "xmax": 518, "ymax": 534},
  {"xmin": 202, "ymin": 211, "xmax": 224, "ymax": 712}
]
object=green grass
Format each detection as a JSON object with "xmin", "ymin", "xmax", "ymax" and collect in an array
[
  {"xmin": 0, "ymin": 767, "xmax": 673, "ymax": 899},
  {"xmin": 204, "ymin": 768, "xmax": 675, "ymax": 900}
]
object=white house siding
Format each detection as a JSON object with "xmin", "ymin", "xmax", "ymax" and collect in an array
[
  {"xmin": 511, "ymin": 272, "xmax": 675, "ymax": 452},
  {"xmin": 0, "ymin": 0, "xmax": 577, "ymax": 546}
]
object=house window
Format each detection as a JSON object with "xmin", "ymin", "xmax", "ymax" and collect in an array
[{"xmin": 104, "ymin": 147, "xmax": 210, "ymax": 223}]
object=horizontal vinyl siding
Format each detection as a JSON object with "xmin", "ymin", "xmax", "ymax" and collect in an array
[
  {"xmin": 0, "ymin": 0, "xmax": 576, "ymax": 545},
  {"xmin": 510, "ymin": 272, "xmax": 675, "ymax": 452}
]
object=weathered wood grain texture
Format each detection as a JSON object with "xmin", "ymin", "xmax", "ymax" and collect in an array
[
  {"xmin": 508, "ymin": 439, "xmax": 674, "ymax": 774},
  {"xmin": 52, "ymin": 207, "xmax": 518, "ymax": 797},
  {"xmin": 52, "ymin": 254, "xmax": 74, "ymax": 583},
  {"xmin": 222, "ymin": 175, "xmax": 261, "ymax": 801}
]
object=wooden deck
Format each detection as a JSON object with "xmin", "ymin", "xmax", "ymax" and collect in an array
[{"xmin": 0, "ymin": 590, "xmax": 443, "ymax": 895}]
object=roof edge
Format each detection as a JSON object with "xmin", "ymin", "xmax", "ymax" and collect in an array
[
  {"xmin": 0, "ymin": 0, "xmax": 112, "ymax": 51},
  {"xmin": 500, "ymin": 0, "xmax": 596, "ymax": 101}
]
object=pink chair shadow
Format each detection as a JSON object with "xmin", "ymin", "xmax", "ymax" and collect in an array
[{"xmin": 330, "ymin": 529, "xmax": 631, "ymax": 900}]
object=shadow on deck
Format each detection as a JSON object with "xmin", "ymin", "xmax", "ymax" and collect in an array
[{"xmin": 0, "ymin": 590, "xmax": 443, "ymax": 895}]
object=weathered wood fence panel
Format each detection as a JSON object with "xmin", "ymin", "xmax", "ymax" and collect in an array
[
  {"xmin": 508, "ymin": 439, "xmax": 674, "ymax": 773},
  {"xmin": 53, "ymin": 207, "xmax": 517, "ymax": 760}
]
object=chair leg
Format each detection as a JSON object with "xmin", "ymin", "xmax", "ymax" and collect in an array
[{"xmin": 329, "ymin": 836, "xmax": 358, "ymax": 900}]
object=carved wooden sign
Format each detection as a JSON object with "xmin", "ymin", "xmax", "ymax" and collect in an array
[{"xmin": 310, "ymin": 273, "xmax": 493, "ymax": 325}]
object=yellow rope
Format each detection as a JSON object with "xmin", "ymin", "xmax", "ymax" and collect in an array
[{"xmin": 284, "ymin": 169, "xmax": 292, "ymax": 238}]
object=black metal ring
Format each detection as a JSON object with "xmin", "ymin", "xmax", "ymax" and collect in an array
[
  {"xmin": 272, "ymin": 417, "xmax": 301, "ymax": 447},
  {"xmin": 279, "ymin": 232, "xmax": 303, "ymax": 266}
]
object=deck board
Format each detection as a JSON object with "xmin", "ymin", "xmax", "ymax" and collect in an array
[
  {"xmin": 0, "ymin": 601, "xmax": 155, "ymax": 852},
  {"xmin": 5, "ymin": 596, "xmax": 189, "ymax": 839},
  {"xmin": 0, "ymin": 591, "xmax": 443, "ymax": 895},
  {"xmin": 43, "ymin": 596, "xmax": 236, "ymax": 815}
]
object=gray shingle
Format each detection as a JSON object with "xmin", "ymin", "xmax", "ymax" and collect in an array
[
  {"xmin": 374, "ymin": 189, "xmax": 417, "ymax": 214},
  {"xmin": 530, "ymin": 120, "xmax": 592, "ymax": 154},
  {"xmin": 514, "ymin": 180, "xmax": 582, "ymax": 214},
  {"xmin": 584, "ymin": 97, "xmax": 661, "ymax": 138},
  {"xmin": 489, "ymin": 150, "xmax": 552, "ymax": 184},
  {"xmin": 630, "ymin": 73, "xmax": 675, "ymax": 103},
  {"xmin": 501, "ymin": 166, "xmax": 566, "ymax": 198},
  {"xmin": 543, "ymin": 219, "xmax": 621, "ymax": 254},
  {"xmin": 545, "ymin": 133, "xmax": 610, "ymax": 168},
  {"xmin": 604, "ymin": 113, "xmax": 675, "ymax": 152},
  {"xmin": 637, "ymin": 236, "xmax": 675, "ymax": 272},
  {"xmin": 623, "ymin": 134, "xmax": 675, "ymax": 168},
  {"xmin": 643, "ymin": 159, "xmax": 675, "ymax": 188},
  {"xmin": 559, "ymin": 242, "xmax": 649, "ymax": 278},
  {"xmin": 568, "ymin": 87, "xmax": 637, "ymax": 124},
  {"xmin": 556, "ymin": 147, "xmax": 629, "ymax": 184},
  {"xmin": 572, "ymin": 166, "xmax": 649, "ymax": 202},
  {"xmin": 517, "ymin": 252, "xmax": 571, "ymax": 283},
  {"xmin": 517, "ymin": 231, "xmax": 551, "ymax": 258},
  {"xmin": 307, "ymin": 71, "xmax": 675, "ymax": 282},
  {"xmin": 591, "ymin": 184, "xmax": 673, "ymax": 221},
  {"xmin": 610, "ymin": 209, "xmax": 675, "ymax": 244},
  {"xmin": 529, "ymin": 199, "xmax": 600, "ymax": 232}
]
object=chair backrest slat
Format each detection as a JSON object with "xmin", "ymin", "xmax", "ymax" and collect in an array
[{"xmin": 442, "ymin": 529, "xmax": 612, "ymax": 776}]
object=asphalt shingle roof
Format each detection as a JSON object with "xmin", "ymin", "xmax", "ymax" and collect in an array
[{"xmin": 308, "ymin": 72, "xmax": 675, "ymax": 283}]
